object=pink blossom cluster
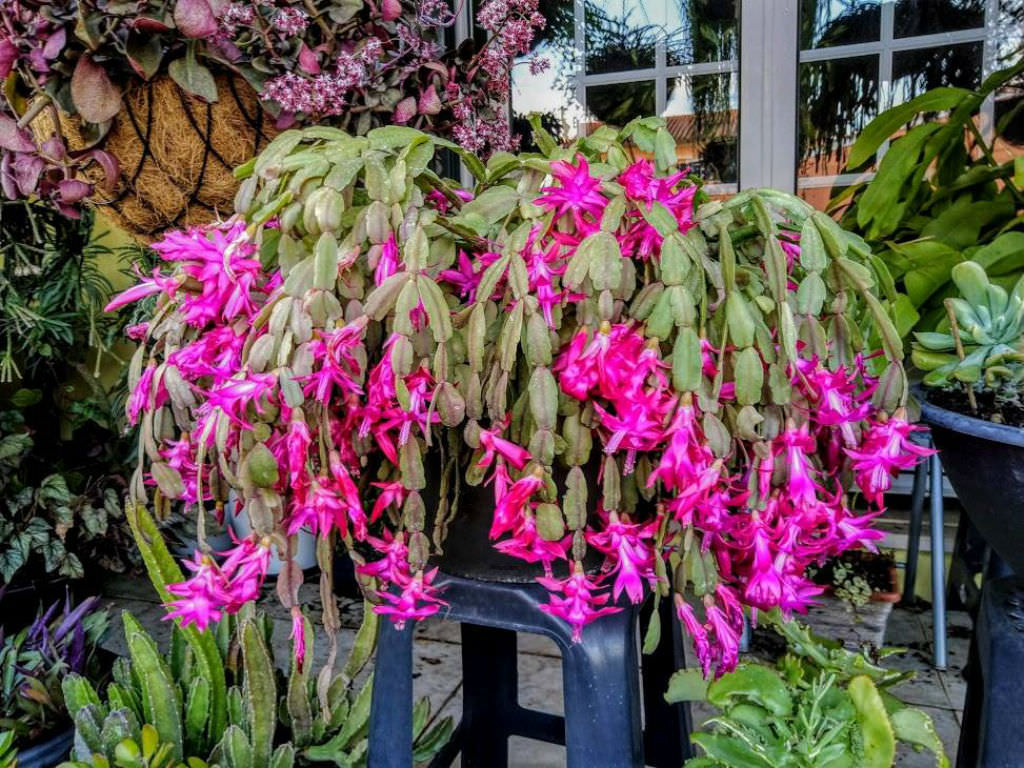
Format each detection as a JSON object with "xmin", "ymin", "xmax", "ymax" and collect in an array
[{"xmin": 111, "ymin": 150, "xmax": 927, "ymax": 676}]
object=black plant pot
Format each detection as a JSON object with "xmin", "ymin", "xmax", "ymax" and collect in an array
[
  {"xmin": 919, "ymin": 389, "xmax": 1024, "ymax": 574},
  {"xmin": 16, "ymin": 728, "xmax": 73, "ymax": 768}
]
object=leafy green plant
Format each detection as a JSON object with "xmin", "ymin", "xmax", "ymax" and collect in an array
[
  {"xmin": 668, "ymin": 619, "xmax": 949, "ymax": 768},
  {"xmin": 0, "ymin": 730, "xmax": 16, "ymax": 767},
  {"xmin": 58, "ymin": 504, "xmax": 451, "ymax": 768},
  {"xmin": 0, "ymin": 409, "xmax": 127, "ymax": 582},
  {"xmin": 0, "ymin": 596, "xmax": 108, "ymax": 749},
  {"xmin": 835, "ymin": 60, "xmax": 1024, "ymax": 334},
  {"xmin": 60, "ymin": 608, "xmax": 450, "ymax": 768},
  {"xmin": 0, "ymin": 201, "xmax": 151, "ymax": 582}
]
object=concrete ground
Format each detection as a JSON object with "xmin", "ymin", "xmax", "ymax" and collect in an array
[{"xmin": 98, "ymin": 575, "xmax": 968, "ymax": 767}]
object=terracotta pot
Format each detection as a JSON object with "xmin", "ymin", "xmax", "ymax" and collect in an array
[{"xmin": 803, "ymin": 563, "xmax": 901, "ymax": 649}]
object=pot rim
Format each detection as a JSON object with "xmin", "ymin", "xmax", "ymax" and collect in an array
[{"xmin": 914, "ymin": 384, "xmax": 1024, "ymax": 448}]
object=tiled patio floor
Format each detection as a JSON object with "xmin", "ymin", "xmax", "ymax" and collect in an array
[{"xmin": 99, "ymin": 575, "xmax": 969, "ymax": 767}]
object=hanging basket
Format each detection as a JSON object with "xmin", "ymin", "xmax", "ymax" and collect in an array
[{"xmin": 32, "ymin": 72, "xmax": 278, "ymax": 240}]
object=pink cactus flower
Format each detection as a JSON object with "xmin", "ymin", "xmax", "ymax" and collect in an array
[
  {"xmin": 586, "ymin": 513, "xmax": 661, "ymax": 603},
  {"xmin": 538, "ymin": 564, "xmax": 620, "ymax": 642},
  {"xmin": 374, "ymin": 569, "xmax": 448, "ymax": 628},
  {"xmin": 846, "ymin": 412, "xmax": 932, "ymax": 507}
]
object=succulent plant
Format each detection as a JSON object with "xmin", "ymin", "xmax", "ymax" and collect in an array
[
  {"xmin": 912, "ymin": 260, "xmax": 1024, "ymax": 389},
  {"xmin": 58, "ymin": 504, "xmax": 451, "ymax": 768}
]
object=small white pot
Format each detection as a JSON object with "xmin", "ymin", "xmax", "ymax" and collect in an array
[{"xmin": 226, "ymin": 492, "xmax": 318, "ymax": 575}]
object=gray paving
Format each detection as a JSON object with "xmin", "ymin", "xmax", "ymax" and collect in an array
[{"xmin": 97, "ymin": 575, "xmax": 967, "ymax": 766}]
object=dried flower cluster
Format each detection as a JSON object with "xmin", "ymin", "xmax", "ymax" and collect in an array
[
  {"xmin": 0, "ymin": 0, "xmax": 543, "ymax": 208},
  {"xmin": 111, "ymin": 120, "xmax": 924, "ymax": 677}
]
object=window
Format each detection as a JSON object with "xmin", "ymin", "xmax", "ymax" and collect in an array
[
  {"xmin": 471, "ymin": 0, "xmax": 1023, "ymax": 206},
  {"xmin": 797, "ymin": 0, "xmax": 1022, "ymax": 208},
  {"xmin": 507, "ymin": 0, "xmax": 739, "ymax": 191}
]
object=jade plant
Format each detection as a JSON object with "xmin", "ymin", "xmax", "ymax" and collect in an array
[
  {"xmin": 109, "ymin": 118, "xmax": 926, "ymax": 678},
  {"xmin": 57, "ymin": 504, "xmax": 450, "ymax": 768},
  {"xmin": 671, "ymin": 620, "xmax": 949, "ymax": 767}
]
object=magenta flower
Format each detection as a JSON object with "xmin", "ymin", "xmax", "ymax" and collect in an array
[
  {"xmin": 847, "ymin": 412, "xmax": 932, "ymax": 507},
  {"xmin": 538, "ymin": 564, "xmax": 620, "ymax": 642},
  {"xmin": 373, "ymin": 568, "xmax": 448, "ymax": 628},
  {"xmin": 359, "ymin": 530, "xmax": 411, "ymax": 585},
  {"xmin": 491, "ymin": 469, "xmax": 544, "ymax": 538},
  {"xmin": 586, "ymin": 513, "xmax": 661, "ymax": 603},
  {"xmin": 165, "ymin": 552, "xmax": 231, "ymax": 630},
  {"xmin": 675, "ymin": 596, "xmax": 713, "ymax": 677},
  {"xmin": 374, "ymin": 234, "xmax": 401, "ymax": 286},
  {"xmin": 494, "ymin": 513, "xmax": 566, "ymax": 568},
  {"xmin": 370, "ymin": 481, "xmax": 407, "ymax": 523},
  {"xmin": 536, "ymin": 155, "xmax": 608, "ymax": 226},
  {"xmin": 477, "ymin": 423, "xmax": 531, "ymax": 470}
]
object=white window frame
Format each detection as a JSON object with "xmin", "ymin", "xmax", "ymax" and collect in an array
[
  {"xmin": 793, "ymin": 0, "xmax": 1001, "ymax": 196},
  {"xmin": 460, "ymin": 0, "xmax": 1010, "ymax": 198}
]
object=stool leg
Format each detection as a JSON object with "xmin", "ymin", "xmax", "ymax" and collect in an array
[
  {"xmin": 956, "ymin": 627, "xmax": 982, "ymax": 767},
  {"xmin": 368, "ymin": 619, "xmax": 415, "ymax": 768},
  {"xmin": 903, "ymin": 456, "xmax": 928, "ymax": 603},
  {"xmin": 641, "ymin": 597, "xmax": 693, "ymax": 767},
  {"xmin": 930, "ymin": 452, "xmax": 948, "ymax": 669},
  {"xmin": 561, "ymin": 608, "xmax": 643, "ymax": 768},
  {"xmin": 460, "ymin": 624, "xmax": 516, "ymax": 768}
]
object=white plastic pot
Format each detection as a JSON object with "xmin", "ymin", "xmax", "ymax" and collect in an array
[{"xmin": 225, "ymin": 492, "xmax": 318, "ymax": 575}]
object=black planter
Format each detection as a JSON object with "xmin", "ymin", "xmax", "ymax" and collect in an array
[
  {"xmin": 919, "ymin": 389, "xmax": 1024, "ymax": 574},
  {"xmin": 16, "ymin": 728, "xmax": 73, "ymax": 768}
]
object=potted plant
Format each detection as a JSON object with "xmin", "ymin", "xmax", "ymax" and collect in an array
[
  {"xmin": 58, "ymin": 504, "xmax": 451, "ymax": 768},
  {"xmin": 668, "ymin": 619, "xmax": 950, "ymax": 767},
  {"xmin": 108, "ymin": 118, "xmax": 926, "ymax": 678},
  {"xmin": 835, "ymin": 60, "xmax": 1024, "ymax": 336},
  {"xmin": 0, "ymin": 595, "xmax": 108, "ymax": 767},
  {"xmin": 912, "ymin": 260, "xmax": 1024, "ymax": 572},
  {"xmin": 0, "ymin": 0, "xmax": 546, "ymax": 237},
  {"xmin": 802, "ymin": 550, "xmax": 901, "ymax": 649}
]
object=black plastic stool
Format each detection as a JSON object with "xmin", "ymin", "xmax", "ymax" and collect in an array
[
  {"xmin": 957, "ymin": 576, "xmax": 1024, "ymax": 767},
  {"xmin": 367, "ymin": 572, "xmax": 691, "ymax": 768}
]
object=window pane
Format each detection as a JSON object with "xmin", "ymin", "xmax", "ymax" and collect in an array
[
  {"xmin": 799, "ymin": 56, "xmax": 880, "ymax": 175},
  {"xmin": 893, "ymin": 0, "xmax": 984, "ymax": 38},
  {"xmin": 510, "ymin": 0, "xmax": 580, "ymax": 151},
  {"xmin": 666, "ymin": 0, "xmax": 737, "ymax": 66},
  {"xmin": 664, "ymin": 73, "xmax": 738, "ymax": 183},
  {"xmin": 800, "ymin": 0, "xmax": 881, "ymax": 49},
  {"xmin": 586, "ymin": 81, "xmax": 657, "ymax": 126},
  {"xmin": 891, "ymin": 42, "xmax": 984, "ymax": 104},
  {"xmin": 585, "ymin": 0, "xmax": 736, "ymax": 74}
]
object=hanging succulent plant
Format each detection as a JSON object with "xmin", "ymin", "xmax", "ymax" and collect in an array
[{"xmin": 110, "ymin": 118, "xmax": 924, "ymax": 678}]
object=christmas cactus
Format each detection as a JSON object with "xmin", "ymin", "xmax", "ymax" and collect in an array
[{"xmin": 111, "ymin": 118, "xmax": 926, "ymax": 677}]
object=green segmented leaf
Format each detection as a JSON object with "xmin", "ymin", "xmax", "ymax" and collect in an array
[
  {"xmin": 125, "ymin": 505, "xmax": 227, "ymax": 741},
  {"xmin": 241, "ymin": 621, "xmax": 276, "ymax": 766},
  {"xmin": 124, "ymin": 612, "xmax": 184, "ymax": 761},
  {"xmin": 849, "ymin": 675, "xmax": 896, "ymax": 768},
  {"xmin": 269, "ymin": 743, "xmax": 296, "ymax": 768},
  {"xmin": 184, "ymin": 676, "xmax": 211, "ymax": 756},
  {"xmin": 418, "ymin": 277, "xmax": 454, "ymax": 343},
  {"xmin": 222, "ymin": 725, "xmax": 253, "ymax": 768},
  {"xmin": 672, "ymin": 327, "xmax": 702, "ymax": 392}
]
